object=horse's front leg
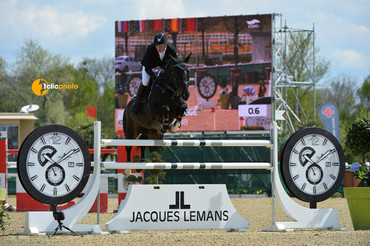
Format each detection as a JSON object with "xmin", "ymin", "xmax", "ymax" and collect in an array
[
  {"xmin": 169, "ymin": 101, "xmax": 188, "ymax": 133},
  {"xmin": 158, "ymin": 105, "xmax": 170, "ymax": 134}
]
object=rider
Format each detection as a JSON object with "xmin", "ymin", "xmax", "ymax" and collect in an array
[{"xmin": 131, "ymin": 32, "xmax": 178, "ymax": 116}]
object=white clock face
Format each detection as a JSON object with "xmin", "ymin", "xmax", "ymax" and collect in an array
[
  {"xmin": 25, "ymin": 132, "xmax": 86, "ymax": 198},
  {"xmin": 288, "ymin": 133, "xmax": 340, "ymax": 196},
  {"xmin": 26, "ymin": 132, "xmax": 85, "ymax": 197},
  {"xmin": 18, "ymin": 125, "xmax": 90, "ymax": 205}
]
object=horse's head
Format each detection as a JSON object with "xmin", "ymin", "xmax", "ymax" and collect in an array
[{"xmin": 165, "ymin": 53, "xmax": 191, "ymax": 101}]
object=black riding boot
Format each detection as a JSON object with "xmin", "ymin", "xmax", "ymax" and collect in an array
[{"xmin": 131, "ymin": 84, "xmax": 146, "ymax": 116}]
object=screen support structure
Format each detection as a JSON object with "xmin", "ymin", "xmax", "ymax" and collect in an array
[{"xmin": 271, "ymin": 14, "xmax": 317, "ymax": 133}]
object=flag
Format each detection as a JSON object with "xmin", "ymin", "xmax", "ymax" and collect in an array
[
  {"xmin": 319, "ymin": 103, "xmax": 341, "ymax": 143},
  {"xmin": 185, "ymin": 18, "xmax": 196, "ymax": 32},
  {"xmin": 85, "ymin": 107, "xmax": 97, "ymax": 121},
  {"xmin": 117, "ymin": 21, "xmax": 128, "ymax": 33},
  {"xmin": 171, "ymin": 18, "xmax": 180, "ymax": 32},
  {"xmin": 137, "ymin": 20, "xmax": 146, "ymax": 33},
  {"xmin": 153, "ymin": 19, "xmax": 163, "ymax": 32}
]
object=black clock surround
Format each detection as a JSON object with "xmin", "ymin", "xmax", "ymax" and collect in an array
[
  {"xmin": 280, "ymin": 127, "xmax": 345, "ymax": 207},
  {"xmin": 17, "ymin": 125, "xmax": 91, "ymax": 205}
]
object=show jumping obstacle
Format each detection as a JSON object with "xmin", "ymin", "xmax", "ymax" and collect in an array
[{"xmin": 18, "ymin": 121, "xmax": 342, "ymax": 235}]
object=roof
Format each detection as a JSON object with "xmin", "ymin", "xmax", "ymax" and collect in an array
[{"xmin": 0, "ymin": 113, "xmax": 38, "ymax": 120}]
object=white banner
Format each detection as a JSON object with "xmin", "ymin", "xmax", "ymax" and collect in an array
[{"xmin": 106, "ymin": 184, "xmax": 248, "ymax": 232}]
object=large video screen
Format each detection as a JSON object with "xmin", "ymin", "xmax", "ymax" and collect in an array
[{"xmin": 114, "ymin": 14, "xmax": 272, "ymax": 133}]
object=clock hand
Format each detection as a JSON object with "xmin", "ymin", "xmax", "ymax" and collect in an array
[
  {"xmin": 56, "ymin": 148, "xmax": 80, "ymax": 164},
  {"xmin": 311, "ymin": 168, "xmax": 316, "ymax": 175},
  {"xmin": 316, "ymin": 149, "xmax": 336, "ymax": 164},
  {"xmin": 51, "ymin": 166, "xmax": 57, "ymax": 176},
  {"xmin": 303, "ymin": 154, "xmax": 315, "ymax": 164},
  {"xmin": 43, "ymin": 154, "xmax": 56, "ymax": 164}
]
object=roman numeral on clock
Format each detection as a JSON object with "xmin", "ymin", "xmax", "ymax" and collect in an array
[
  {"xmin": 40, "ymin": 184, "xmax": 46, "ymax": 192},
  {"xmin": 73, "ymin": 175, "xmax": 80, "ymax": 182},
  {"xmin": 53, "ymin": 187, "xmax": 57, "ymax": 196},
  {"xmin": 30, "ymin": 175, "xmax": 38, "ymax": 181},
  {"xmin": 65, "ymin": 137, "xmax": 71, "ymax": 145},
  {"xmin": 322, "ymin": 138, "xmax": 328, "ymax": 146},
  {"xmin": 300, "ymin": 139, "xmax": 306, "ymax": 146},
  {"xmin": 65, "ymin": 184, "xmax": 70, "ymax": 192},
  {"xmin": 293, "ymin": 174, "xmax": 299, "ymax": 180}
]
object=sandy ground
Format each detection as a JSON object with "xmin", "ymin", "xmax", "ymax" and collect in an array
[{"xmin": 1, "ymin": 195, "xmax": 369, "ymax": 246}]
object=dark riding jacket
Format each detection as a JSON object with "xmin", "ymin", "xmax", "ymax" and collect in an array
[{"xmin": 141, "ymin": 43, "xmax": 178, "ymax": 81}]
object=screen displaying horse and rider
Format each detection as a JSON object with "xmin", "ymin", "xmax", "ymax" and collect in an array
[{"xmin": 114, "ymin": 14, "xmax": 272, "ymax": 133}]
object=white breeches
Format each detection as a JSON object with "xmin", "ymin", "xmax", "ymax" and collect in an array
[{"xmin": 142, "ymin": 66, "xmax": 150, "ymax": 86}]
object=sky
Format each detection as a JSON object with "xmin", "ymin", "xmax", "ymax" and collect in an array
[{"xmin": 0, "ymin": 0, "xmax": 369, "ymax": 87}]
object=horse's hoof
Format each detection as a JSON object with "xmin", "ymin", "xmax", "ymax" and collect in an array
[
  {"xmin": 169, "ymin": 121, "xmax": 181, "ymax": 133},
  {"xmin": 169, "ymin": 126, "xmax": 179, "ymax": 133}
]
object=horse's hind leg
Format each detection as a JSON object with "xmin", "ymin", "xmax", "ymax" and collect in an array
[{"xmin": 122, "ymin": 100, "xmax": 140, "ymax": 175}]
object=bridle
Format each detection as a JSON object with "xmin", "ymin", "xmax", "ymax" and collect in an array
[{"xmin": 152, "ymin": 62, "xmax": 189, "ymax": 101}]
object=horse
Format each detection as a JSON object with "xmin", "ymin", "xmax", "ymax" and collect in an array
[{"xmin": 122, "ymin": 53, "xmax": 191, "ymax": 163}]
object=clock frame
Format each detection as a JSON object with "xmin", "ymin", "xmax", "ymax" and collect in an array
[
  {"xmin": 17, "ymin": 125, "xmax": 91, "ymax": 205},
  {"xmin": 280, "ymin": 127, "xmax": 345, "ymax": 203}
]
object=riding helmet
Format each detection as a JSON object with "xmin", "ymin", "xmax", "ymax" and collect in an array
[{"xmin": 154, "ymin": 32, "xmax": 168, "ymax": 45}]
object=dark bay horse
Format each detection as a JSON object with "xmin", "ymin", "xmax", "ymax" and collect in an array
[{"xmin": 123, "ymin": 53, "xmax": 191, "ymax": 162}]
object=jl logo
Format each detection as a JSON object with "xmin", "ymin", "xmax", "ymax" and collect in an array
[
  {"xmin": 169, "ymin": 191, "xmax": 191, "ymax": 209},
  {"xmin": 32, "ymin": 79, "xmax": 48, "ymax": 96}
]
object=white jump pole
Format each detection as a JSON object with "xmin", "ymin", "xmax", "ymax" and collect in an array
[{"xmin": 101, "ymin": 139, "xmax": 272, "ymax": 148}]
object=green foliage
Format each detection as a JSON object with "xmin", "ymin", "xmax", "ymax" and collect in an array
[
  {"xmin": 98, "ymin": 81, "xmax": 116, "ymax": 139},
  {"xmin": 0, "ymin": 205, "xmax": 10, "ymax": 232},
  {"xmin": 345, "ymin": 119, "xmax": 370, "ymax": 162},
  {"xmin": 357, "ymin": 75, "xmax": 370, "ymax": 109},
  {"xmin": 75, "ymin": 123, "xmax": 95, "ymax": 149},
  {"xmin": 131, "ymin": 152, "xmax": 167, "ymax": 184}
]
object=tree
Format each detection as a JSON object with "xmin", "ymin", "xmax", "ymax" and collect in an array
[
  {"xmin": 77, "ymin": 55, "xmax": 114, "ymax": 94},
  {"xmin": 345, "ymin": 119, "xmax": 370, "ymax": 162},
  {"xmin": 223, "ymin": 16, "xmax": 248, "ymax": 66},
  {"xmin": 285, "ymin": 32, "xmax": 330, "ymax": 85},
  {"xmin": 357, "ymin": 75, "xmax": 370, "ymax": 110},
  {"xmin": 98, "ymin": 81, "xmax": 116, "ymax": 138},
  {"xmin": 319, "ymin": 74, "xmax": 358, "ymax": 111},
  {"xmin": 0, "ymin": 39, "xmax": 74, "ymax": 126}
]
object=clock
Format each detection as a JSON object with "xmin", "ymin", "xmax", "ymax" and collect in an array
[
  {"xmin": 197, "ymin": 75, "xmax": 217, "ymax": 99},
  {"xmin": 280, "ymin": 127, "xmax": 345, "ymax": 203},
  {"xmin": 17, "ymin": 125, "xmax": 91, "ymax": 205}
]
